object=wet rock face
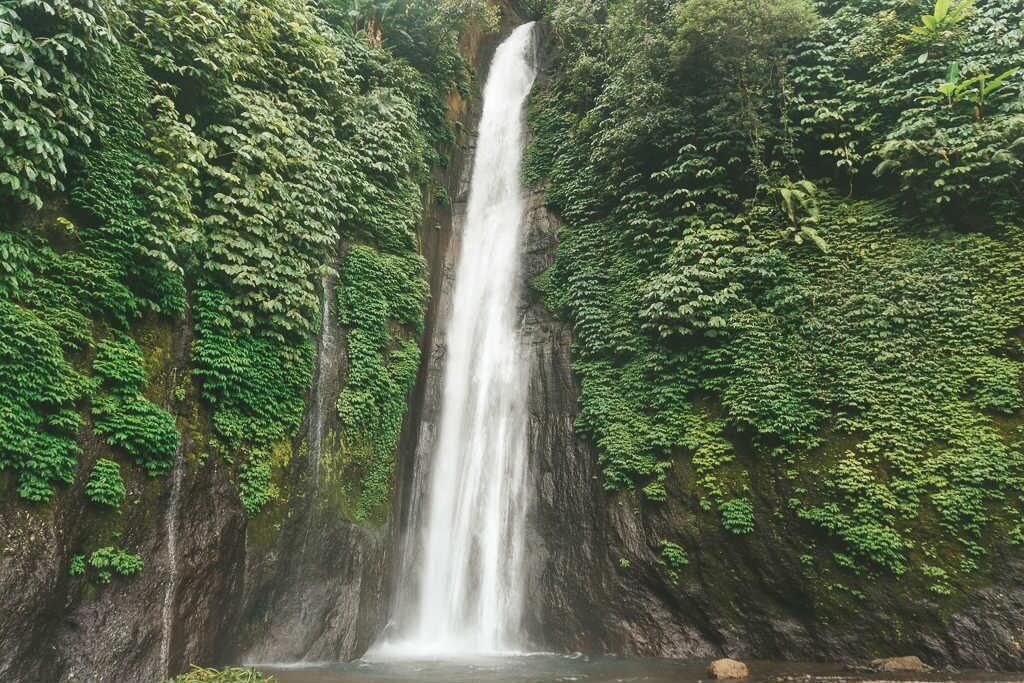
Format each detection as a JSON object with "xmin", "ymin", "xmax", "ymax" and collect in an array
[
  {"xmin": 0, "ymin": 320, "xmax": 247, "ymax": 683},
  {"xmin": 516, "ymin": 184, "xmax": 1024, "ymax": 670},
  {"xmin": 231, "ymin": 268, "xmax": 389, "ymax": 665}
]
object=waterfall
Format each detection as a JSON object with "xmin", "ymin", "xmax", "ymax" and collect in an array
[
  {"xmin": 160, "ymin": 442, "xmax": 185, "ymax": 677},
  {"xmin": 372, "ymin": 22, "xmax": 538, "ymax": 658}
]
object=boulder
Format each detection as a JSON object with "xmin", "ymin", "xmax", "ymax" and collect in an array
[
  {"xmin": 708, "ymin": 658, "xmax": 749, "ymax": 679},
  {"xmin": 870, "ymin": 655, "xmax": 930, "ymax": 672}
]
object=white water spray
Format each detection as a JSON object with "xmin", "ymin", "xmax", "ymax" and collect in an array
[{"xmin": 372, "ymin": 22, "xmax": 538, "ymax": 658}]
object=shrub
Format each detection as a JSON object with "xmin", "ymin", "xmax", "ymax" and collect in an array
[
  {"xmin": 658, "ymin": 540, "xmax": 690, "ymax": 584},
  {"xmin": 87, "ymin": 546, "xmax": 143, "ymax": 584},
  {"xmin": 719, "ymin": 498, "xmax": 755, "ymax": 535},
  {"xmin": 92, "ymin": 333, "xmax": 179, "ymax": 477},
  {"xmin": 85, "ymin": 458, "xmax": 126, "ymax": 508},
  {"xmin": 0, "ymin": 300, "xmax": 88, "ymax": 502},
  {"xmin": 170, "ymin": 667, "xmax": 274, "ymax": 683}
]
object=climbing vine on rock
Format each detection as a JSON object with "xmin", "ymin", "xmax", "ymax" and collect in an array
[
  {"xmin": 529, "ymin": 0, "xmax": 1024, "ymax": 596},
  {"xmin": 92, "ymin": 333, "xmax": 179, "ymax": 477},
  {"xmin": 337, "ymin": 246, "xmax": 428, "ymax": 522},
  {"xmin": 1, "ymin": 0, "xmax": 490, "ymax": 520}
]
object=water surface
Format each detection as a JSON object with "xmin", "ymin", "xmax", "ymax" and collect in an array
[{"xmin": 260, "ymin": 654, "xmax": 1024, "ymax": 683}]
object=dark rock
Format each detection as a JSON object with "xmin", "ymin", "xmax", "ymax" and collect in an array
[{"xmin": 0, "ymin": 316, "xmax": 246, "ymax": 683}]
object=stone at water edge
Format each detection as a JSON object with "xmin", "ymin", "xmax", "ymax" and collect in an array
[
  {"xmin": 870, "ymin": 655, "xmax": 931, "ymax": 672},
  {"xmin": 708, "ymin": 658, "xmax": 749, "ymax": 679}
]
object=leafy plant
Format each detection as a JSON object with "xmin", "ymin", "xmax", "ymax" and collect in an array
[
  {"xmin": 657, "ymin": 540, "xmax": 690, "ymax": 584},
  {"xmin": 924, "ymin": 62, "xmax": 1020, "ymax": 119},
  {"xmin": 719, "ymin": 497, "xmax": 755, "ymax": 535},
  {"xmin": 91, "ymin": 333, "xmax": 179, "ymax": 477},
  {"xmin": 773, "ymin": 178, "xmax": 828, "ymax": 252},
  {"xmin": 0, "ymin": 0, "xmax": 114, "ymax": 208},
  {"xmin": 87, "ymin": 546, "xmax": 144, "ymax": 584},
  {"xmin": 85, "ymin": 458, "xmax": 126, "ymax": 508},
  {"xmin": 0, "ymin": 299, "xmax": 88, "ymax": 501},
  {"xmin": 69, "ymin": 554, "xmax": 86, "ymax": 577},
  {"xmin": 903, "ymin": 0, "xmax": 973, "ymax": 46}
]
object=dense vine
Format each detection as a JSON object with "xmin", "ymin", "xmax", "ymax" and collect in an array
[{"xmin": 529, "ymin": 0, "xmax": 1024, "ymax": 595}]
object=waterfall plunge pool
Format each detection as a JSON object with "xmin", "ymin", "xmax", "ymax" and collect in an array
[{"xmin": 257, "ymin": 654, "xmax": 1022, "ymax": 683}]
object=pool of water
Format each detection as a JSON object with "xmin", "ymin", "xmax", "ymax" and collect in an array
[{"xmin": 257, "ymin": 653, "xmax": 1024, "ymax": 683}]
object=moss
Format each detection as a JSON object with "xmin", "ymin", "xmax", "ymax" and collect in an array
[
  {"xmin": 319, "ymin": 434, "xmax": 385, "ymax": 527},
  {"xmin": 135, "ymin": 315, "xmax": 175, "ymax": 406}
]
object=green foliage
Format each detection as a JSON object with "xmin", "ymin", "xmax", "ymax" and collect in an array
[
  {"xmin": 719, "ymin": 498, "xmax": 755, "ymax": 535},
  {"xmin": 669, "ymin": 0, "xmax": 819, "ymax": 74},
  {"xmin": 530, "ymin": 0, "xmax": 1024, "ymax": 594},
  {"xmin": 193, "ymin": 288, "xmax": 312, "ymax": 514},
  {"xmin": 0, "ymin": 0, "xmax": 114, "ymax": 208},
  {"xmin": 791, "ymin": 0, "xmax": 1024, "ymax": 214},
  {"xmin": 69, "ymin": 554, "xmax": 86, "ymax": 577},
  {"xmin": 924, "ymin": 62, "xmax": 1019, "ymax": 116},
  {"xmin": 657, "ymin": 539, "xmax": 689, "ymax": 584},
  {"xmin": 92, "ymin": 333, "xmax": 179, "ymax": 477},
  {"xmin": 337, "ymin": 245, "xmax": 427, "ymax": 522},
  {"xmin": 1, "ymin": 0, "xmax": 483, "ymax": 519},
  {"xmin": 85, "ymin": 458, "xmax": 126, "ymax": 508},
  {"xmin": 170, "ymin": 667, "xmax": 274, "ymax": 683},
  {"xmin": 0, "ymin": 299, "xmax": 87, "ymax": 501},
  {"xmin": 772, "ymin": 178, "xmax": 828, "ymax": 252},
  {"xmin": 903, "ymin": 0, "xmax": 973, "ymax": 46},
  {"xmin": 0, "ymin": 8, "xmax": 199, "ymax": 502},
  {"xmin": 86, "ymin": 546, "xmax": 144, "ymax": 584}
]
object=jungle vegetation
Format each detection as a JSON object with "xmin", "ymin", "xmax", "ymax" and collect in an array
[
  {"xmin": 1, "ymin": 0, "xmax": 493, "ymax": 574},
  {"xmin": 3, "ymin": 0, "xmax": 1024, "ymax": 608},
  {"xmin": 525, "ymin": 0, "xmax": 1024, "ymax": 596}
]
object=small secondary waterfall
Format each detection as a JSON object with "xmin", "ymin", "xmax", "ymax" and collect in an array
[
  {"xmin": 160, "ymin": 442, "xmax": 185, "ymax": 677},
  {"xmin": 373, "ymin": 22, "xmax": 538, "ymax": 657}
]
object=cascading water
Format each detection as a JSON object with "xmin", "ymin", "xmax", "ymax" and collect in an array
[
  {"xmin": 372, "ymin": 22, "xmax": 538, "ymax": 658},
  {"xmin": 160, "ymin": 442, "xmax": 184, "ymax": 677}
]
